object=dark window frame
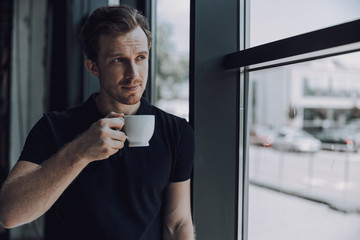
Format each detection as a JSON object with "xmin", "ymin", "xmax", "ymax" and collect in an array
[{"xmin": 224, "ymin": 19, "xmax": 360, "ymax": 71}]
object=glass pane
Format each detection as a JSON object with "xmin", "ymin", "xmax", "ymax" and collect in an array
[
  {"xmin": 248, "ymin": 52, "xmax": 360, "ymax": 240},
  {"xmin": 108, "ymin": 0, "xmax": 119, "ymax": 6},
  {"xmin": 250, "ymin": 0, "xmax": 360, "ymax": 47},
  {"xmin": 154, "ymin": 0, "xmax": 190, "ymax": 120}
]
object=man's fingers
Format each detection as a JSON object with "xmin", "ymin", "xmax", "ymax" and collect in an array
[
  {"xmin": 112, "ymin": 129, "xmax": 127, "ymax": 142},
  {"xmin": 110, "ymin": 139, "xmax": 125, "ymax": 150},
  {"xmin": 108, "ymin": 117, "xmax": 125, "ymax": 131},
  {"xmin": 102, "ymin": 112, "xmax": 125, "ymax": 130},
  {"xmin": 106, "ymin": 111, "xmax": 125, "ymax": 118}
]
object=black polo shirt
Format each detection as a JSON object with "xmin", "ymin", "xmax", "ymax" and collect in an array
[{"xmin": 19, "ymin": 93, "xmax": 194, "ymax": 240}]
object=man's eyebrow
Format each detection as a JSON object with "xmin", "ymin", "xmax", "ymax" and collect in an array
[
  {"xmin": 107, "ymin": 52, "xmax": 125, "ymax": 58},
  {"xmin": 107, "ymin": 51, "xmax": 149, "ymax": 58},
  {"xmin": 137, "ymin": 51, "xmax": 149, "ymax": 55}
]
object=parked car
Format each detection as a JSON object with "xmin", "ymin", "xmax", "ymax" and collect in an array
[
  {"xmin": 315, "ymin": 122, "xmax": 360, "ymax": 152},
  {"xmin": 272, "ymin": 127, "xmax": 321, "ymax": 153},
  {"xmin": 249, "ymin": 125, "xmax": 275, "ymax": 147}
]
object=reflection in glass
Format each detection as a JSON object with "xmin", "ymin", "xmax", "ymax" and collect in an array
[
  {"xmin": 250, "ymin": 0, "xmax": 360, "ymax": 47},
  {"xmin": 248, "ymin": 53, "xmax": 360, "ymax": 240}
]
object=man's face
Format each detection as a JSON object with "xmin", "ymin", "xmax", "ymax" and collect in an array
[{"xmin": 93, "ymin": 26, "xmax": 149, "ymax": 106}]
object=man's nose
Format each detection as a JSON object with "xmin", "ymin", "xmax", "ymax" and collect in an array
[{"xmin": 124, "ymin": 61, "xmax": 139, "ymax": 79}]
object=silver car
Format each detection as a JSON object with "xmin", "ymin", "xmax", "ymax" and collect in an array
[{"xmin": 272, "ymin": 127, "xmax": 321, "ymax": 153}]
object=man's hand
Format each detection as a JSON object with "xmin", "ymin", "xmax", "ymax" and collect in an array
[{"xmin": 75, "ymin": 112, "xmax": 127, "ymax": 163}]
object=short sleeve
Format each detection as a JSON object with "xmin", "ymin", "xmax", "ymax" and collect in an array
[
  {"xmin": 169, "ymin": 120, "xmax": 194, "ymax": 182},
  {"xmin": 18, "ymin": 116, "xmax": 56, "ymax": 165}
]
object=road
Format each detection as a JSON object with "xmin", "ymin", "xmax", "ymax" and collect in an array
[
  {"xmin": 248, "ymin": 184, "xmax": 360, "ymax": 240},
  {"xmin": 248, "ymin": 146, "xmax": 360, "ymax": 240},
  {"xmin": 249, "ymin": 145, "xmax": 360, "ymax": 212}
]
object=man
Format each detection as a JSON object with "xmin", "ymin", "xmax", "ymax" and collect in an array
[{"xmin": 0, "ymin": 5, "xmax": 195, "ymax": 240}]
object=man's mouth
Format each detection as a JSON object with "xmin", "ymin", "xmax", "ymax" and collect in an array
[{"xmin": 122, "ymin": 85, "xmax": 141, "ymax": 92}]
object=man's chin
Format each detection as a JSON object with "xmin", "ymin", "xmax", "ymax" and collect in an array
[{"xmin": 120, "ymin": 95, "xmax": 142, "ymax": 105}]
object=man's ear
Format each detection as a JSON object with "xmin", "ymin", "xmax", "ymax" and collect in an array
[{"xmin": 85, "ymin": 59, "xmax": 99, "ymax": 77}]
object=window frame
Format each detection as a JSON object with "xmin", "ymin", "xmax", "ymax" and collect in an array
[
  {"xmin": 190, "ymin": 1, "xmax": 360, "ymax": 240},
  {"xmin": 190, "ymin": 0, "xmax": 244, "ymax": 239},
  {"xmin": 225, "ymin": 19, "xmax": 360, "ymax": 71}
]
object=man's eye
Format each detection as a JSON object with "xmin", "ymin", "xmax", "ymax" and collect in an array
[
  {"xmin": 137, "ymin": 56, "xmax": 146, "ymax": 61},
  {"xmin": 114, "ymin": 58, "xmax": 125, "ymax": 63}
]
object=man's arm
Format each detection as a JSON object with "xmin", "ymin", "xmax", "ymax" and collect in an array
[
  {"xmin": 0, "ymin": 149, "xmax": 87, "ymax": 228},
  {"xmin": 163, "ymin": 179, "xmax": 195, "ymax": 240},
  {"xmin": 0, "ymin": 113, "xmax": 126, "ymax": 228}
]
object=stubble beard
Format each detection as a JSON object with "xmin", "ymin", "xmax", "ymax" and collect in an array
[{"xmin": 117, "ymin": 93, "xmax": 142, "ymax": 106}]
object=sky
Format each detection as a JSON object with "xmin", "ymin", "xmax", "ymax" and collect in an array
[
  {"xmin": 156, "ymin": 0, "xmax": 360, "ymax": 67},
  {"xmin": 250, "ymin": 0, "xmax": 360, "ymax": 46},
  {"xmin": 156, "ymin": 0, "xmax": 190, "ymax": 53}
]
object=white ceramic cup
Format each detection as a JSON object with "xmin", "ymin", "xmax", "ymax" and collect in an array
[{"xmin": 123, "ymin": 115, "xmax": 155, "ymax": 147}]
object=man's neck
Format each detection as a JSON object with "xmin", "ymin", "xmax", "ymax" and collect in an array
[{"xmin": 95, "ymin": 94, "xmax": 141, "ymax": 116}]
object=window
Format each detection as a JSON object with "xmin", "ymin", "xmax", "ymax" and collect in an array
[
  {"xmin": 248, "ymin": 53, "xmax": 360, "ymax": 240},
  {"xmin": 240, "ymin": 1, "xmax": 360, "ymax": 240},
  {"xmin": 190, "ymin": 0, "xmax": 360, "ymax": 239},
  {"xmin": 154, "ymin": 0, "xmax": 190, "ymax": 120}
]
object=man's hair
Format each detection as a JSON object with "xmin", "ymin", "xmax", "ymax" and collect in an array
[{"xmin": 80, "ymin": 5, "xmax": 152, "ymax": 62}]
